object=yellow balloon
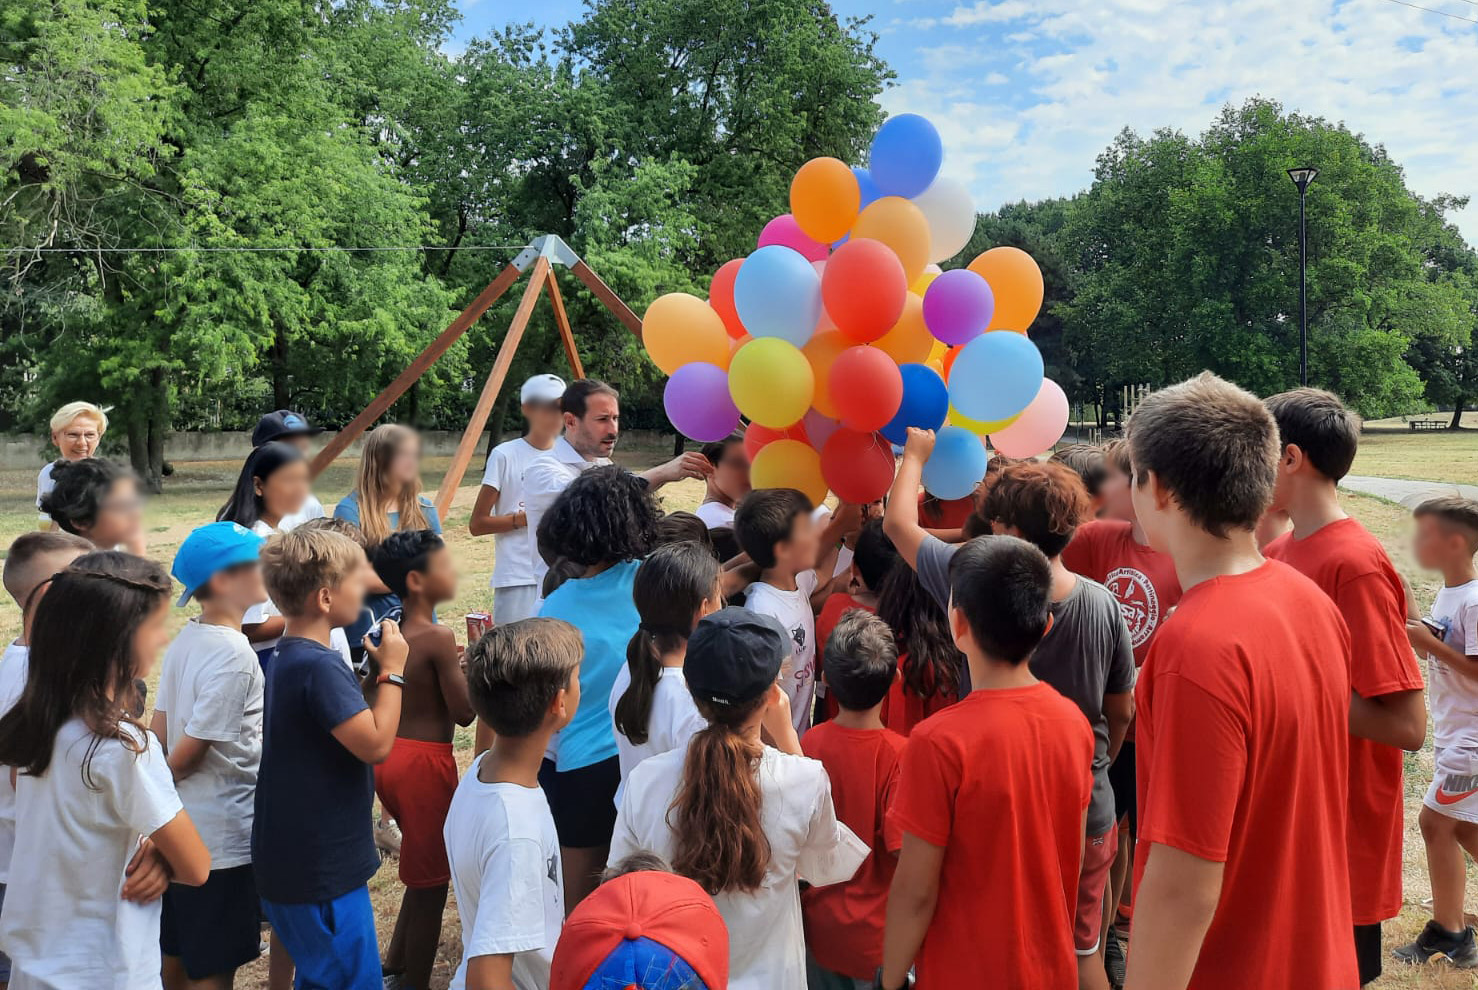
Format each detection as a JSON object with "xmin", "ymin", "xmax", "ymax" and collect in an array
[
  {"xmin": 948, "ymin": 404, "xmax": 1022, "ymax": 435},
  {"xmin": 852, "ymin": 197, "xmax": 931, "ymax": 284},
  {"xmin": 751, "ymin": 439, "xmax": 828, "ymax": 505},
  {"xmin": 790, "ymin": 157, "xmax": 861, "ymax": 244},
  {"xmin": 803, "ymin": 330, "xmax": 852, "ymax": 419},
  {"xmin": 874, "ymin": 292, "xmax": 933, "ymax": 366},
  {"xmin": 729, "ymin": 338, "xmax": 815, "ymax": 428},
  {"xmin": 926, "ymin": 358, "xmax": 945, "ymax": 377},
  {"xmin": 967, "ymin": 246, "xmax": 1044, "ymax": 334},
  {"xmin": 927, "ymin": 338, "xmax": 949, "ymax": 363},
  {"xmin": 642, "ymin": 293, "xmax": 731, "ymax": 374},
  {"xmin": 910, "ymin": 265, "xmax": 942, "ymax": 295}
]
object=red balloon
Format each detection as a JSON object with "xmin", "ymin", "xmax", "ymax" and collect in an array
[
  {"xmin": 743, "ymin": 420, "xmax": 808, "ymax": 460},
  {"xmin": 821, "ymin": 429, "xmax": 896, "ymax": 504},
  {"xmin": 709, "ymin": 259, "xmax": 747, "ymax": 340},
  {"xmin": 829, "ymin": 346, "xmax": 904, "ymax": 432},
  {"xmin": 942, "ymin": 344, "xmax": 963, "ymax": 382},
  {"xmin": 821, "ymin": 238, "xmax": 908, "ymax": 343}
]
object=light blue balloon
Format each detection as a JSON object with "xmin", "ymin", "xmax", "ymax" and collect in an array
[
  {"xmin": 948, "ymin": 331, "xmax": 1045, "ymax": 423},
  {"xmin": 922, "ymin": 426, "xmax": 989, "ymax": 500},
  {"xmin": 733, "ymin": 245, "xmax": 822, "ymax": 347},
  {"xmin": 869, "ymin": 115, "xmax": 944, "ymax": 199}
]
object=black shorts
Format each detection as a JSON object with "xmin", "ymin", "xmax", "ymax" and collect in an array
[
  {"xmin": 1354, "ymin": 922, "xmax": 1382, "ymax": 986},
  {"xmin": 160, "ymin": 864, "xmax": 261, "ymax": 979},
  {"xmin": 539, "ymin": 756, "xmax": 619, "ymax": 849},
  {"xmin": 1108, "ymin": 739, "xmax": 1137, "ymax": 839}
]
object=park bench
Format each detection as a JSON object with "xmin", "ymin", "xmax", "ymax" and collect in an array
[{"xmin": 1409, "ymin": 419, "xmax": 1446, "ymax": 432}]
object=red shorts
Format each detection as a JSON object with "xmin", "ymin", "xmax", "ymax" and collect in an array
[
  {"xmin": 374, "ymin": 737, "xmax": 458, "ymax": 888},
  {"xmin": 1075, "ymin": 826, "xmax": 1119, "ymax": 954}
]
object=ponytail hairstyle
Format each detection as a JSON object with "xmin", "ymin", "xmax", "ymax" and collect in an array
[
  {"xmin": 876, "ymin": 558, "xmax": 961, "ymax": 703},
  {"xmin": 355, "ymin": 424, "xmax": 429, "ymax": 546},
  {"xmin": 217, "ymin": 441, "xmax": 306, "ymax": 530},
  {"xmin": 614, "ymin": 542, "xmax": 720, "ymax": 746},
  {"xmin": 0, "ymin": 551, "xmax": 172, "ymax": 784},
  {"xmin": 668, "ymin": 690, "xmax": 772, "ymax": 895}
]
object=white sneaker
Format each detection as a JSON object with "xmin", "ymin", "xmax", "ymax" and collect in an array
[{"xmin": 375, "ymin": 815, "xmax": 402, "ymax": 858}]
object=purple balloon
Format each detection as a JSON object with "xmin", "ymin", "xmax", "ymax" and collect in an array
[
  {"xmin": 758, "ymin": 214, "xmax": 829, "ymax": 263},
  {"xmin": 803, "ymin": 409, "xmax": 842, "ymax": 451},
  {"xmin": 923, "ymin": 269, "xmax": 995, "ymax": 346},
  {"xmin": 665, "ymin": 363, "xmax": 741, "ymax": 442}
]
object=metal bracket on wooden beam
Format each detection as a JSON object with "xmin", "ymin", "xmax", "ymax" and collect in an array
[{"xmin": 511, "ymin": 235, "xmax": 581, "ymax": 273}]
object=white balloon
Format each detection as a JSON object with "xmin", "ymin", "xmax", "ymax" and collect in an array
[{"xmin": 913, "ymin": 176, "xmax": 976, "ymax": 263}]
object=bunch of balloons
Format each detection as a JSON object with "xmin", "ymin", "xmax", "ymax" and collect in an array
[{"xmin": 642, "ymin": 113, "xmax": 1071, "ymax": 505}]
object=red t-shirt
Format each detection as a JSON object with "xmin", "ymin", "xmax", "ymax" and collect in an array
[
  {"xmin": 1062, "ymin": 519, "xmax": 1182, "ymax": 667},
  {"xmin": 801, "ymin": 722, "xmax": 907, "ymax": 979},
  {"xmin": 1134, "ymin": 561, "xmax": 1357, "ymax": 990},
  {"xmin": 891, "ymin": 685, "xmax": 1093, "ymax": 989},
  {"xmin": 1265, "ymin": 518, "xmax": 1424, "ymax": 924},
  {"xmin": 881, "ymin": 657, "xmax": 957, "ymax": 737},
  {"xmin": 816, "ymin": 594, "xmax": 877, "ymax": 722}
]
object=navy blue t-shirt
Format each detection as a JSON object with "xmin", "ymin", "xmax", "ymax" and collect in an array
[{"xmin": 252, "ymin": 636, "xmax": 378, "ymax": 903}]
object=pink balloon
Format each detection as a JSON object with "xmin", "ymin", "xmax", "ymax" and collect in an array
[
  {"xmin": 759, "ymin": 214, "xmax": 829, "ymax": 263},
  {"xmin": 803, "ymin": 409, "xmax": 842, "ymax": 451},
  {"xmin": 990, "ymin": 379, "xmax": 1069, "ymax": 458}
]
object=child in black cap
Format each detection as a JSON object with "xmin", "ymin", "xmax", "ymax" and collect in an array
[
  {"xmin": 608, "ymin": 607, "xmax": 868, "ymax": 990},
  {"xmin": 251, "ymin": 410, "xmax": 327, "ymax": 530}
]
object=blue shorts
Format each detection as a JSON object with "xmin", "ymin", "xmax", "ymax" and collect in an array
[{"xmin": 261, "ymin": 886, "xmax": 379, "ymax": 990}]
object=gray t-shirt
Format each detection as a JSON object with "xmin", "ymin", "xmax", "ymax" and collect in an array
[{"xmin": 913, "ymin": 535, "xmax": 1136, "ymax": 834}]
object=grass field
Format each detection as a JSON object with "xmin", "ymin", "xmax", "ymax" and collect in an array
[{"xmin": 1, "ymin": 429, "xmax": 1477, "ymax": 988}]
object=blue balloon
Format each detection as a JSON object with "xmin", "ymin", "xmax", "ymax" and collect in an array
[
  {"xmin": 869, "ymin": 115, "xmax": 944, "ymax": 199},
  {"xmin": 948, "ymin": 331, "xmax": 1045, "ymax": 423},
  {"xmin": 853, "ymin": 166, "xmax": 883, "ymax": 210},
  {"xmin": 881, "ymin": 363, "xmax": 949, "ymax": 445},
  {"xmin": 733, "ymin": 245, "xmax": 822, "ymax": 347},
  {"xmin": 922, "ymin": 426, "xmax": 989, "ymax": 500}
]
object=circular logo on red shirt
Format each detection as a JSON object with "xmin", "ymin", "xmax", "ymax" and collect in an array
[{"xmin": 1106, "ymin": 566, "xmax": 1160, "ymax": 650}]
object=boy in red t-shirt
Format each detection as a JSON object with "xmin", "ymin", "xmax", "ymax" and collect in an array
[
  {"xmin": 881, "ymin": 531, "xmax": 1094, "ymax": 990},
  {"xmin": 1124, "ymin": 373, "xmax": 1357, "ymax": 990},
  {"xmin": 1062, "ymin": 438, "xmax": 1183, "ymax": 982},
  {"xmin": 802, "ymin": 609, "xmax": 907, "ymax": 987},
  {"xmin": 1262, "ymin": 387, "xmax": 1425, "ymax": 986}
]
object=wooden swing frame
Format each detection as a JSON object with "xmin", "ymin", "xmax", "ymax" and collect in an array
[{"xmin": 308, "ymin": 235, "xmax": 642, "ymax": 520}]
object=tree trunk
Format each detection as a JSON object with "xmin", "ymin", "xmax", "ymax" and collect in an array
[
  {"xmin": 128, "ymin": 370, "xmax": 168, "ymax": 493},
  {"xmin": 1450, "ymin": 399, "xmax": 1467, "ymax": 430},
  {"xmin": 271, "ymin": 323, "xmax": 290, "ymax": 409}
]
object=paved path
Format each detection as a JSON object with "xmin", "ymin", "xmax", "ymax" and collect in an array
[{"xmin": 1342, "ymin": 474, "xmax": 1478, "ymax": 508}]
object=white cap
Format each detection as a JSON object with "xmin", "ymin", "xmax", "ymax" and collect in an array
[{"xmin": 520, "ymin": 374, "xmax": 567, "ymax": 405}]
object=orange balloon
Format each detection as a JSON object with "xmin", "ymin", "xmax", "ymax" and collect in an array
[
  {"xmin": 751, "ymin": 439, "xmax": 828, "ymax": 505},
  {"xmin": 875, "ymin": 293, "xmax": 933, "ymax": 365},
  {"xmin": 804, "ymin": 330, "xmax": 852, "ymax": 419},
  {"xmin": 642, "ymin": 292, "xmax": 730, "ymax": 373},
  {"xmin": 942, "ymin": 345, "xmax": 963, "ymax": 381},
  {"xmin": 967, "ymin": 246, "xmax": 1044, "ymax": 333},
  {"xmin": 852, "ymin": 196, "xmax": 931, "ymax": 284},
  {"xmin": 790, "ymin": 158, "xmax": 861, "ymax": 244}
]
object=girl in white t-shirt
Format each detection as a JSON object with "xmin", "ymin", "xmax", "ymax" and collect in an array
[
  {"xmin": 609, "ymin": 542, "xmax": 722, "ymax": 793},
  {"xmin": 694, "ymin": 433, "xmax": 750, "ymax": 530},
  {"xmin": 0, "ymin": 551, "xmax": 211, "ymax": 990},
  {"xmin": 217, "ymin": 442, "xmax": 311, "ymax": 662},
  {"xmin": 609, "ymin": 607, "xmax": 867, "ymax": 990}
]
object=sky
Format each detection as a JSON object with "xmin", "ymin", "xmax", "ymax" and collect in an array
[{"xmin": 451, "ymin": 0, "xmax": 1478, "ymax": 244}]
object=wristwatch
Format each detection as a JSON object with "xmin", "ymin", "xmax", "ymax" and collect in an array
[
  {"xmin": 874, "ymin": 968, "xmax": 913, "ymax": 990},
  {"xmin": 376, "ymin": 673, "xmax": 405, "ymax": 688}
]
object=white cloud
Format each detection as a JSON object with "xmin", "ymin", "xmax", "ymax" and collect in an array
[{"xmin": 892, "ymin": 0, "xmax": 1478, "ymax": 242}]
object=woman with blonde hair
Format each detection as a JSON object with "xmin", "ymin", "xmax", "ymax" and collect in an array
[{"xmin": 34, "ymin": 402, "xmax": 141, "ymax": 551}]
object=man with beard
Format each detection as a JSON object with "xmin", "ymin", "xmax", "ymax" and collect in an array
[{"xmin": 522, "ymin": 379, "xmax": 711, "ymax": 597}]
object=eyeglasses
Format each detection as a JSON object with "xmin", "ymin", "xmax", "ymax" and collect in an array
[{"xmin": 61, "ymin": 430, "xmax": 100, "ymax": 443}]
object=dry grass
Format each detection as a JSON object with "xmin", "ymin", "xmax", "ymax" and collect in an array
[{"xmin": 0, "ymin": 438, "xmax": 1475, "ymax": 987}]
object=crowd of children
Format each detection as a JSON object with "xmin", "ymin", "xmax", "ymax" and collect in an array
[{"xmin": 1, "ymin": 373, "xmax": 1476, "ymax": 990}]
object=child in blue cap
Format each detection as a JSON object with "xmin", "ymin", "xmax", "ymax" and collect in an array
[{"xmin": 150, "ymin": 521, "xmax": 269, "ymax": 989}]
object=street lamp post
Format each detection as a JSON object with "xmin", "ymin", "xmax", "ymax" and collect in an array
[{"xmin": 1287, "ymin": 166, "xmax": 1318, "ymax": 387}]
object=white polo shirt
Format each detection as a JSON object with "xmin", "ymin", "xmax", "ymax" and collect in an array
[{"xmin": 521, "ymin": 437, "xmax": 611, "ymax": 592}]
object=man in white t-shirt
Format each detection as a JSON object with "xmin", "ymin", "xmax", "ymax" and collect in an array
[
  {"xmin": 470, "ymin": 375, "xmax": 566, "ymax": 625},
  {"xmin": 251, "ymin": 410, "xmax": 328, "ymax": 531},
  {"xmin": 521, "ymin": 379, "xmax": 714, "ymax": 596}
]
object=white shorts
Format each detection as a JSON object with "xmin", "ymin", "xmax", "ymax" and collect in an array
[
  {"xmin": 1424, "ymin": 746, "xmax": 1478, "ymax": 823},
  {"xmin": 492, "ymin": 584, "xmax": 540, "ymax": 625}
]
